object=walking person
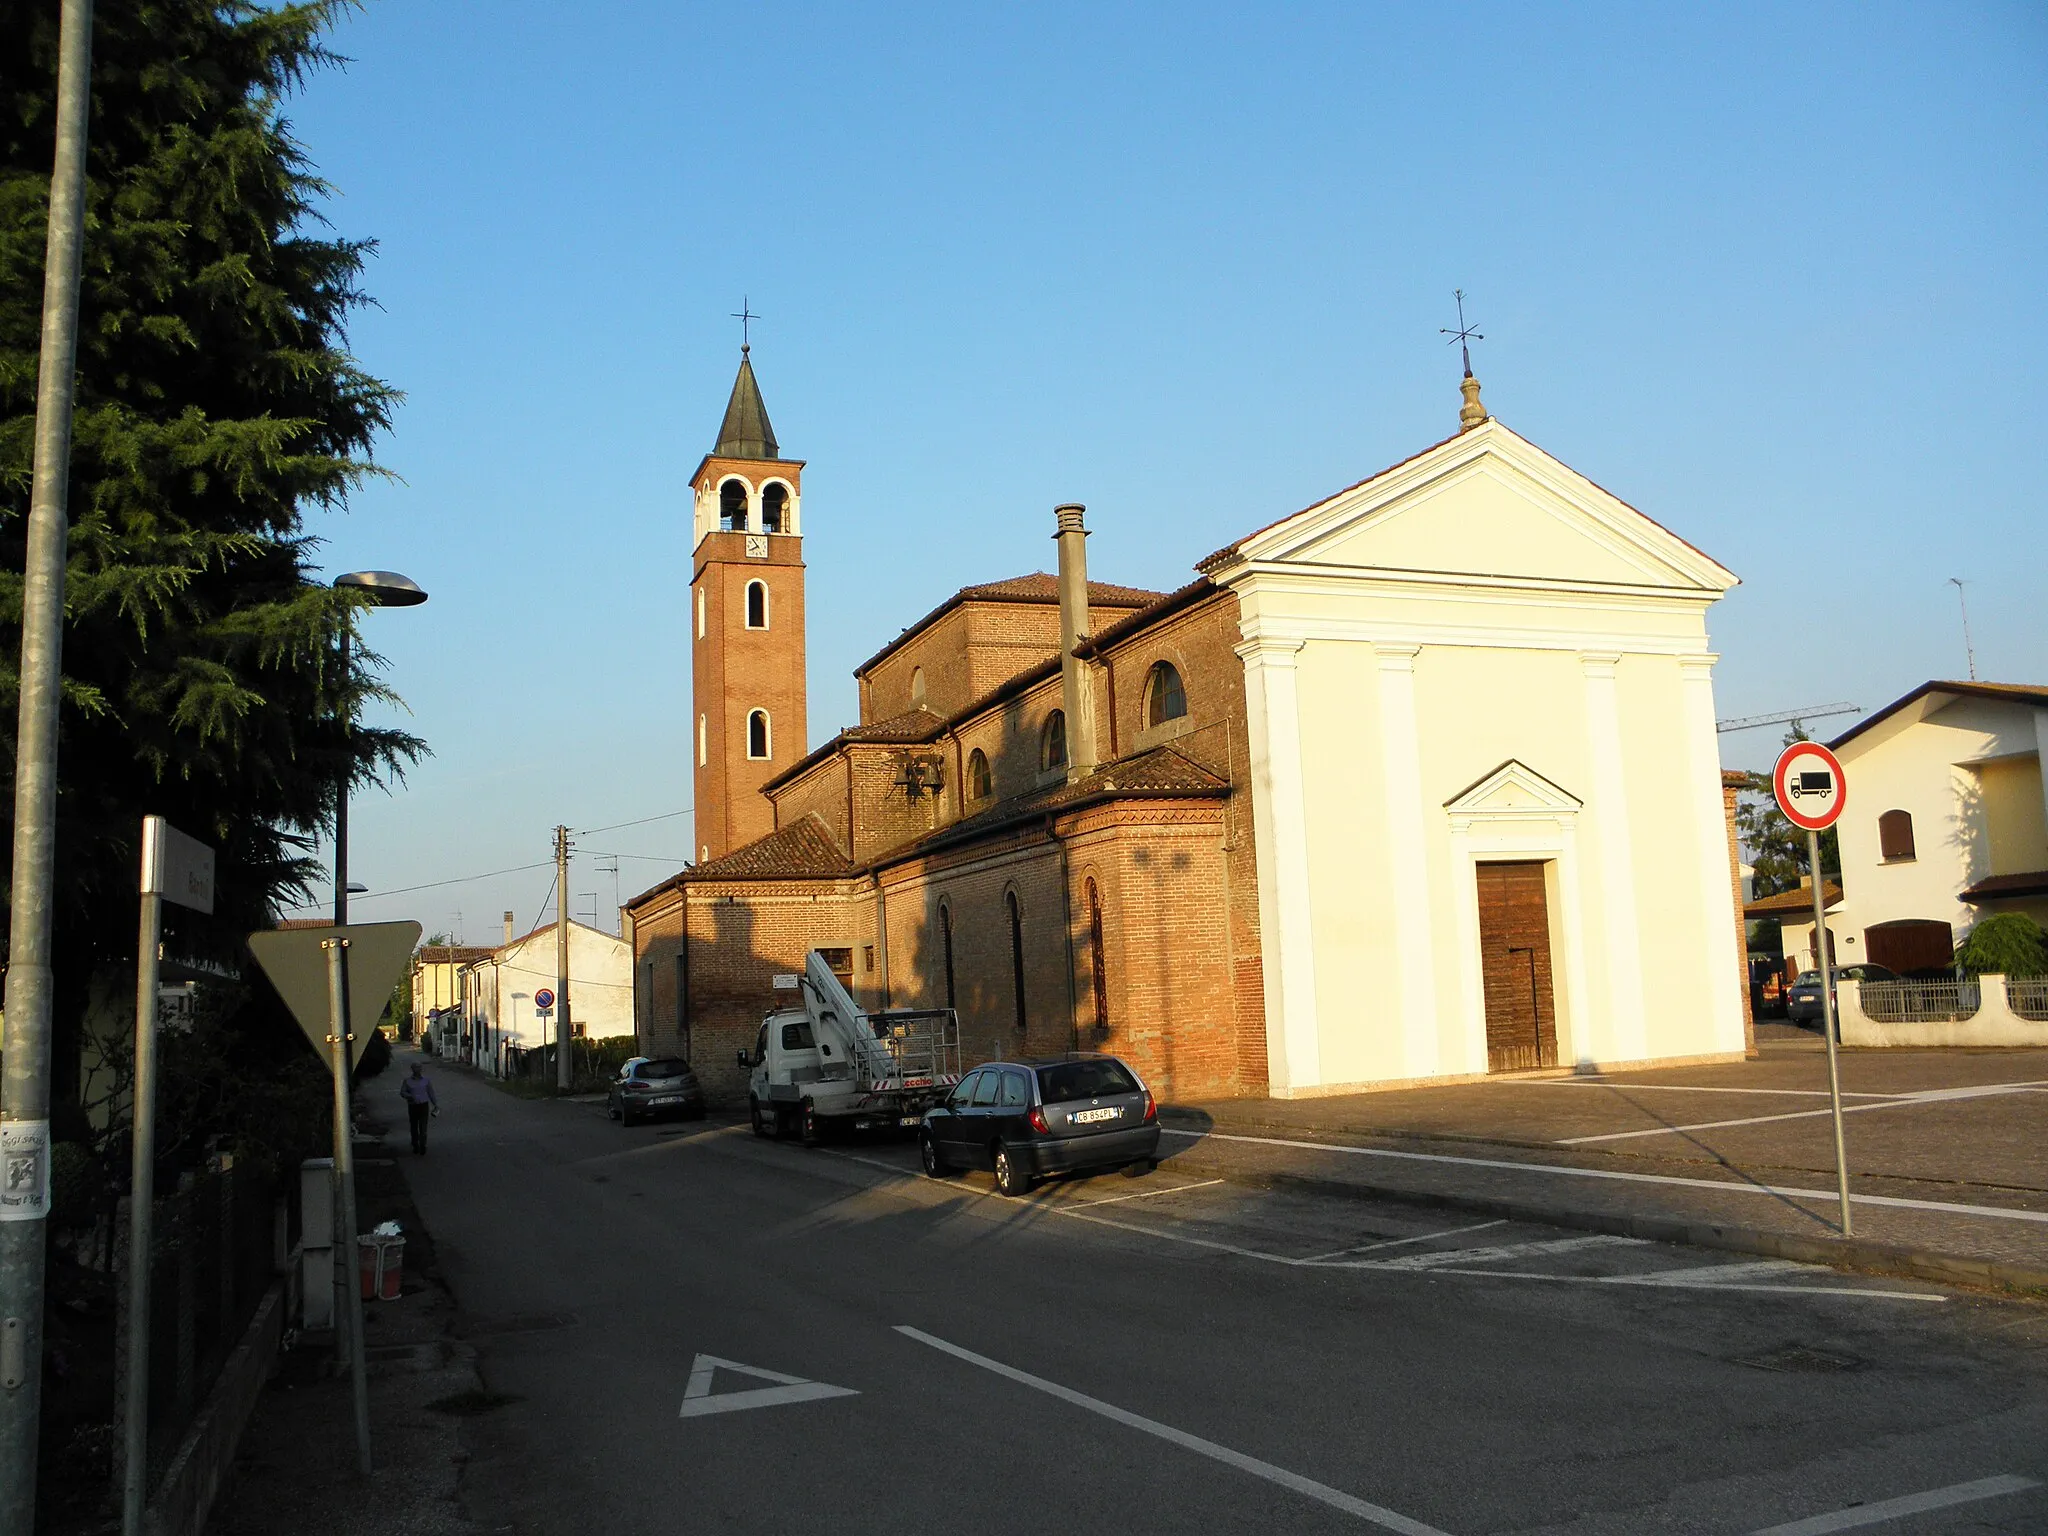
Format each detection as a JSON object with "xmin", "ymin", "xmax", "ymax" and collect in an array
[{"xmin": 399, "ymin": 1061, "xmax": 438, "ymax": 1155}]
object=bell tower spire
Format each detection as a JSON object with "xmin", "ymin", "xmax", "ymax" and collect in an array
[{"xmin": 688, "ymin": 338, "xmax": 808, "ymax": 862}]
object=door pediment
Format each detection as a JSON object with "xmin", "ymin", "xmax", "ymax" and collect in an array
[{"xmin": 1446, "ymin": 760, "xmax": 1583, "ymax": 816}]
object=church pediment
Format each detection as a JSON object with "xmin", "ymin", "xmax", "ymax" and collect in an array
[
  {"xmin": 1444, "ymin": 759, "xmax": 1582, "ymax": 815},
  {"xmin": 1230, "ymin": 422, "xmax": 1735, "ymax": 596}
]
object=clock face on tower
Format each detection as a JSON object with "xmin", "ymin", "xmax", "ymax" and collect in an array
[{"xmin": 745, "ymin": 534, "xmax": 768, "ymax": 559}]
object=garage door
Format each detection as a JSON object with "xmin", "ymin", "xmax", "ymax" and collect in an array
[{"xmin": 1476, "ymin": 860, "xmax": 1559, "ymax": 1073}]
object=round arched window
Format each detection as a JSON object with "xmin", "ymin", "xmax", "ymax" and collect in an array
[
  {"xmin": 1040, "ymin": 710, "xmax": 1067, "ymax": 772},
  {"xmin": 719, "ymin": 478, "xmax": 749, "ymax": 531},
  {"xmin": 967, "ymin": 748, "xmax": 992, "ymax": 802},
  {"xmin": 761, "ymin": 482, "xmax": 789, "ymax": 534},
  {"xmin": 745, "ymin": 580, "xmax": 768, "ymax": 629},
  {"xmin": 1146, "ymin": 661, "xmax": 1187, "ymax": 726},
  {"xmin": 910, "ymin": 666, "xmax": 927, "ymax": 708},
  {"xmin": 747, "ymin": 710, "xmax": 771, "ymax": 760}
]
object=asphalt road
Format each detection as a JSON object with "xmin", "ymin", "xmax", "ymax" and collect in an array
[{"xmin": 400, "ymin": 1053, "xmax": 2048, "ymax": 1535}]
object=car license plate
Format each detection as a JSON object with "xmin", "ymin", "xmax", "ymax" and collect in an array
[
  {"xmin": 898, "ymin": 1115, "xmax": 922, "ymax": 1127},
  {"xmin": 653, "ymin": 1096, "xmax": 682, "ymax": 1106},
  {"xmin": 1071, "ymin": 1107, "xmax": 1120, "ymax": 1124}
]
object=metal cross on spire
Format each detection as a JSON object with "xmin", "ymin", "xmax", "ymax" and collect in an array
[
  {"xmin": 1440, "ymin": 289, "xmax": 1483, "ymax": 377},
  {"xmin": 731, "ymin": 297, "xmax": 759, "ymax": 355}
]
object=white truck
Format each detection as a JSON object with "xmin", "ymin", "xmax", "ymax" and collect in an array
[{"xmin": 740, "ymin": 950, "xmax": 962, "ymax": 1142}]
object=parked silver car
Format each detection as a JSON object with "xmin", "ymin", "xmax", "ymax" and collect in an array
[{"xmin": 1787, "ymin": 964, "xmax": 1900, "ymax": 1025}]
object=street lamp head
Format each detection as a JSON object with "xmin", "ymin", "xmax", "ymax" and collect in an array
[
  {"xmin": 346, "ymin": 881, "xmax": 369, "ymax": 894},
  {"xmin": 333, "ymin": 570, "xmax": 428, "ymax": 607}
]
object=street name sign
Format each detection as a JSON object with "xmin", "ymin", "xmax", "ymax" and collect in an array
[
  {"xmin": 142, "ymin": 816, "xmax": 215, "ymax": 913},
  {"xmin": 248, "ymin": 920, "xmax": 422, "ymax": 1069},
  {"xmin": 1772, "ymin": 741, "xmax": 1847, "ymax": 832}
]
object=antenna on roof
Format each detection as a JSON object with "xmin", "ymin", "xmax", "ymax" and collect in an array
[
  {"xmin": 1440, "ymin": 289, "xmax": 1483, "ymax": 377},
  {"xmin": 1948, "ymin": 578, "xmax": 1977, "ymax": 681}
]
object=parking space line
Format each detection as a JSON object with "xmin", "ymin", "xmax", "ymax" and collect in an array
[
  {"xmin": 1746, "ymin": 1472, "xmax": 2038, "ymax": 1533},
  {"xmin": 1419, "ymin": 1267, "xmax": 1945, "ymax": 1302},
  {"xmin": 1530, "ymin": 1082, "xmax": 1901, "ymax": 1100},
  {"xmin": 1626, "ymin": 1259, "xmax": 1811, "ymax": 1286},
  {"xmin": 894, "ymin": 1326, "xmax": 1454, "ymax": 1535},
  {"xmin": 1162, "ymin": 1128, "xmax": 2048, "ymax": 1225},
  {"xmin": 1561, "ymin": 1079, "xmax": 2048, "ymax": 1145},
  {"xmin": 1060, "ymin": 1178, "xmax": 1224, "ymax": 1210},
  {"xmin": 1302, "ymin": 1219, "xmax": 1507, "ymax": 1263},
  {"xmin": 1361, "ymin": 1234, "xmax": 1640, "ymax": 1272}
]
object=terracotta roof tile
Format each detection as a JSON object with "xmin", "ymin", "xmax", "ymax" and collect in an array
[
  {"xmin": 1744, "ymin": 881, "xmax": 1842, "ymax": 918},
  {"xmin": 1960, "ymin": 869, "xmax": 2048, "ymax": 903},
  {"xmin": 417, "ymin": 946, "xmax": 494, "ymax": 966},
  {"xmin": 688, "ymin": 814, "xmax": 857, "ymax": 881},
  {"xmin": 842, "ymin": 708, "xmax": 947, "ymax": 743}
]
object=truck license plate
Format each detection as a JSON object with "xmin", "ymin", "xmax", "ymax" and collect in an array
[{"xmin": 1072, "ymin": 1107, "xmax": 1120, "ymax": 1124}]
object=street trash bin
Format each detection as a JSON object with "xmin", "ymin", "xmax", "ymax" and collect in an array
[{"xmin": 357, "ymin": 1221, "xmax": 406, "ymax": 1301}]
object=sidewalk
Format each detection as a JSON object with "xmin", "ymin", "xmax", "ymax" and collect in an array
[{"xmin": 1160, "ymin": 1027, "xmax": 2048, "ymax": 1294}]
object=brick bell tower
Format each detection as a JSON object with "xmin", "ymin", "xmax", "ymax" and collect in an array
[{"xmin": 690, "ymin": 346, "xmax": 807, "ymax": 863}]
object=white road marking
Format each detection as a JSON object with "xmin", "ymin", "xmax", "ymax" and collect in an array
[
  {"xmin": 677, "ymin": 1354, "xmax": 858, "ymax": 1418},
  {"xmin": 1060, "ymin": 1178, "xmax": 1225, "ymax": 1209},
  {"xmin": 1419, "ymin": 1268, "xmax": 1945, "ymax": 1302},
  {"xmin": 1561, "ymin": 1079, "xmax": 2048, "ymax": 1145},
  {"xmin": 1530, "ymin": 1081, "xmax": 1900, "ymax": 1100},
  {"xmin": 894, "ymin": 1326, "xmax": 1453, "ymax": 1536},
  {"xmin": 1746, "ymin": 1473, "xmax": 2039, "ymax": 1533},
  {"xmin": 1302, "ymin": 1219, "xmax": 1507, "ymax": 1263},
  {"xmin": 1161, "ymin": 1128, "xmax": 2048, "ymax": 1225},
  {"xmin": 1361, "ymin": 1234, "xmax": 1639, "ymax": 1272},
  {"xmin": 1626, "ymin": 1258, "xmax": 1812, "ymax": 1286}
]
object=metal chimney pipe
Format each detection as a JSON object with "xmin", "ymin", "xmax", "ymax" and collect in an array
[{"xmin": 1054, "ymin": 504, "xmax": 1098, "ymax": 781}]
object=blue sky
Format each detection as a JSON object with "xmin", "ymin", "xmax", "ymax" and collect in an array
[{"xmin": 282, "ymin": 1, "xmax": 2048, "ymax": 941}]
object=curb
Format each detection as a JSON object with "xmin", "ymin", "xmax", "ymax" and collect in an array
[{"xmin": 1158, "ymin": 1150, "xmax": 2048, "ymax": 1300}]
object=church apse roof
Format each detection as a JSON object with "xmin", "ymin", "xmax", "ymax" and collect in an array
[
  {"xmin": 684, "ymin": 814, "xmax": 857, "ymax": 881},
  {"xmin": 853, "ymin": 571, "xmax": 1163, "ymax": 680}
]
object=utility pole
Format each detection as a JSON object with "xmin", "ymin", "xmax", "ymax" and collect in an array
[
  {"xmin": 2, "ymin": 2, "xmax": 95, "ymax": 1523},
  {"xmin": 555, "ymin": 825, "xmax": 573, "ymax": 1090}
]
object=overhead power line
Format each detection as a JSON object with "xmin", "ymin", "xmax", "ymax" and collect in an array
[{"xmin": 575, "ymin": 807, "xmax": 691, "ymax": 836}]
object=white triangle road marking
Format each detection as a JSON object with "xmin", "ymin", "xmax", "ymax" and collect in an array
[{"xmin": 678, "ymin": 1354, "xmax": 859, "ymax": 1419}]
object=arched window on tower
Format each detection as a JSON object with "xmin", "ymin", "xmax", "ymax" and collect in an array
[
  {"xmin": 761, "ymin": 483, "xmax": 789, "ymax": 534},
  {"xmin": 1145, "ymin": 660, "xmax": 1188, "ymax": 726},
  {"xmin": 939, "ymin": 902, "xmax": 956, "ymax": 1008},
  {"xmin": 1086, "ymin": 878, "xmax": 1108, "ymax": 1036},
  {"xmin": 719, "ymin": 479, "xmax": 749, "ymax": 532},
  {"xmin": 747, "ymin": 710, "xmax": 771, "ymax": 760},
  {"xmin": 966, "ymin": 749, "xmax": 992, "ymax": 803},
  {"xmin": 1040, "ymin": 710, "xmax": 1067, "ymax": 773},
  {"xmin": 745, "ymin": 580, "xmax": 768, "ymax": 629},
  {"xmin": 909, "ymin": 667, "xmax": 927, "ymax": 709},
  {"xmin": 1006, "ymin": 891, "xmax": 1027, "ymax": 1033}
]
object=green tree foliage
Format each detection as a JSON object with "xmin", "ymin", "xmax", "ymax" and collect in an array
[
  {"xmin": 1956, "ymin": 914, "xmax": 2048, "ymax": 979},
  {"xmin": 1735, "ymin": 728, "xmax": 1838, "ymax": 899},
  {"xmin": 0, "ymin": 3, "xmax": 422, "ymax": 1047}
]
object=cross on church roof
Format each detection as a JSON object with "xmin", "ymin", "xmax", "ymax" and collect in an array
[
  {"xmin": 1440, "ymin": 289, "xmax": 1483, "ymax": 377},
  {"xmin": 731, "ymin": 297, "xmax": 759, "ymax": 355}
]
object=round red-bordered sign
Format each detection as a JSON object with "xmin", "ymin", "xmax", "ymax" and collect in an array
[
  {"xmin": 1772, "ymin": 741, "xmax": 1847, "ymax": 832},
  {"xmin": 533, "ymin": 988, "xmax": 555, "ymax": 1012}
]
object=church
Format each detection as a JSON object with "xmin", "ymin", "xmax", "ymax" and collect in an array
[{"xmin": 623, "ymin": 353, "xmax": 1752, "ymax": 1104}]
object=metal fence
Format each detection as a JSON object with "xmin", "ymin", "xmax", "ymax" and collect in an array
[
  {"xmin": 2006, "ymin": 978, "xmax": 2048, "ymax": 1022},
  {"xmin": 1854, "ymin": 978, "xmax": 1981, "ymax": 1022},
  {"xmin": 112, "ymin": 1152, "xmax": 293, "ymax": 1498}
]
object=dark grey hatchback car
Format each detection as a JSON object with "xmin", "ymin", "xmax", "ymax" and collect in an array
[{"xmin": 919, "ymin": 1056, "xmax": 1160, "ymax": 1195}]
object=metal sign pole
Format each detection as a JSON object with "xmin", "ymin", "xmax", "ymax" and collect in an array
[
  {"xmin": 121, "ymin": 849, "xmax": 164, "ymax": 1534},
  {"xmin": 322, "ymin": 937, "xmax": 372, "ymax": 1475},
  {"xmin": 1808, "ymin": 827, "xmax": 1853, "ymax": 1237}
]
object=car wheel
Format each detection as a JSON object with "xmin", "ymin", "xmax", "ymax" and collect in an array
[
  {"xmin": 620, "ymin": 1103, "xmax": 636, "ymax": 1128},
  {"xmin": 774, "ymin": 1105, "xmax": 796, "ymax": 1140},
  {"xmin": 606, "ymin": 1096, "xmax": 619, "ymax": 1121},
  {"xmin": 920, "ymin": 1132, "xmax": 953, "ymax": 1178},
  {"xmin": 1121, "ymin": 1158, "xmax": 1156, "ymax": 1178},
  {"xmin": 749, "ymin": 1097, "xmax": 771, "ymax": 1137},
  {"xmin": 993, "ymin": 1143, "xmax": 1033, "ymax": 1197}
]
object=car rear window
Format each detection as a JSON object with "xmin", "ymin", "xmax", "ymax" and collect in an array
[
  {"xmin": 1037, "ymin": 1060, "xmax": 1139, "ymax": 1102},
  {"xmin": 640, "ymin": 1059, "xmax": 692, "ymax": 1079}
]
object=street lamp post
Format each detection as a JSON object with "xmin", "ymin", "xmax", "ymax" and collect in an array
[{"xmin": 331, "ymin": 571, "xmax": 427, "ymax": 925}]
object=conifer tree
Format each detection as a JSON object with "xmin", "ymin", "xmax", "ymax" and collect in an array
[{"xmin": 0, "ymin": 1, "xmax": 422, "ymax": 1055}]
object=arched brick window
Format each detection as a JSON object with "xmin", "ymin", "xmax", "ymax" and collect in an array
[
  {"xmin": 1145, "ymin": 660, "xmax": 1187, "ymax": 726},
  {"xmin": 940, "ymin": 902, "xmax": 956, "ymax": 1008},
  {"xmin": 1086, "ymin": 878, "xmax": 1108, "ymax": 1034},
  {"xmin": 910, "ymin": 666, "xmax": 927, "ymax": 708},
  {"xmin": 1040, "ymin": 710, "xmax": 1067, "ymax": 772},
  {"xmin": 1878, "ymin": 809, "xmax": 1916, "ymax": 862},
  {"xmin": 745, "ymin": 580, "xmax": 768, "ymax": 630},
  {"xmin": 719, "ymin": 478, "xmax": 749, "ymax": 531},
  {"xmin": 966, "ymin": 749, "xmax": 992, "ymax": 803},
  {"xmin": 761, "ymin": 482, "xmax": 789, "ymax": 533},
  {"xmin": 747, "ymin": 710, "xmax": 771, "ymax": 760},
  {"xmin": 1006, "ymin": 891, "xmax": 1027, "ymax": 1032}
]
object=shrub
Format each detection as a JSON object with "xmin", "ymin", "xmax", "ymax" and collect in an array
[
  {"xmin": 1955, "ymin": 914, "xmax": 2048, "ymax": 978},
  {"xmin": 354, "ymin": 1029, "xmax": 393, "ymax": 1082}
]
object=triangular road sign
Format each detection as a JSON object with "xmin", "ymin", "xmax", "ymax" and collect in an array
[
  {"xmin": 677, "ymin": 1354, "xmax": 858, "ymax": 1419},
  {"xmin": 247, "ymin": 920, "xmax": 422, "ymax": 1070}
]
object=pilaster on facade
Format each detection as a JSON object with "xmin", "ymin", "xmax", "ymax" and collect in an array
[
  {"xmin": 1235, "ymin": 634, "xmax": 1319, "ymax": 1092},
  {"xmin": 1579, "ymin": 650, "xmax": 1647, "ymax": 1061},
  {"xmin": 1374, "ymin": 644, "xmax": 1440, "ymax": 1078},
  {"xmin": 1680, "ymin": 655, "xmax": 1748, "ymax": 1055}
]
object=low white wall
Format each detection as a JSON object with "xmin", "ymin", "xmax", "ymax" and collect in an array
[{"xmin": 1838, "ymin": 975, "xmax": 2048, "ymax": 1047}]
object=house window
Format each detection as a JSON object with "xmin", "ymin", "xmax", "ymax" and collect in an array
[
  {"xmin": 1040, "ymin": 710, "xmax": 1067, "ymax": 773},
  {"xmin": 966, "ymin": 749, "xmax": 992, "ymax": 803},
  {"xmin": 697, "ymin": 714, "xmax": 707, "ymax": 766},
  {"xmin": 1145, "ymin": 661, "xmax": 1187, "ymax": 726},
  {"xmin": 746, "ymin": 580, "xmax": 768, "ymax": 629},
  {"xmin": 719, "ymin": 478, "xmax": 750, "ymax": 532},
  {"xmin": 747, "ymin": 710, "xmax": 771, "ymax": 759},
  {"xmin": 1878, "ymin": 809, "xmax": 1916, "ymax": 862},
  {"xmin": 940, "ymin": 902, "xmax": 957, "ymax": 1008},
  {"xmin": 910, "ymin": 666, "xmax": 927, "ymax": 708},
  {"xmin": 762, "ymin": 482, "xmax": 789, "ymax": 534},
  {"xmin": 1006, "ymin": 891, "xmax": 1027, "ymax": 1032},
  {"xmin": 1086, "ymin": 878, "xmax": 1108, "ymax": 1034}
]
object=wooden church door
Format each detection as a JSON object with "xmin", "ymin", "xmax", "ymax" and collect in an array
[{"xmin": 1476, "ymin": 861, "xmax": 1559, "ymax": 1073}]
